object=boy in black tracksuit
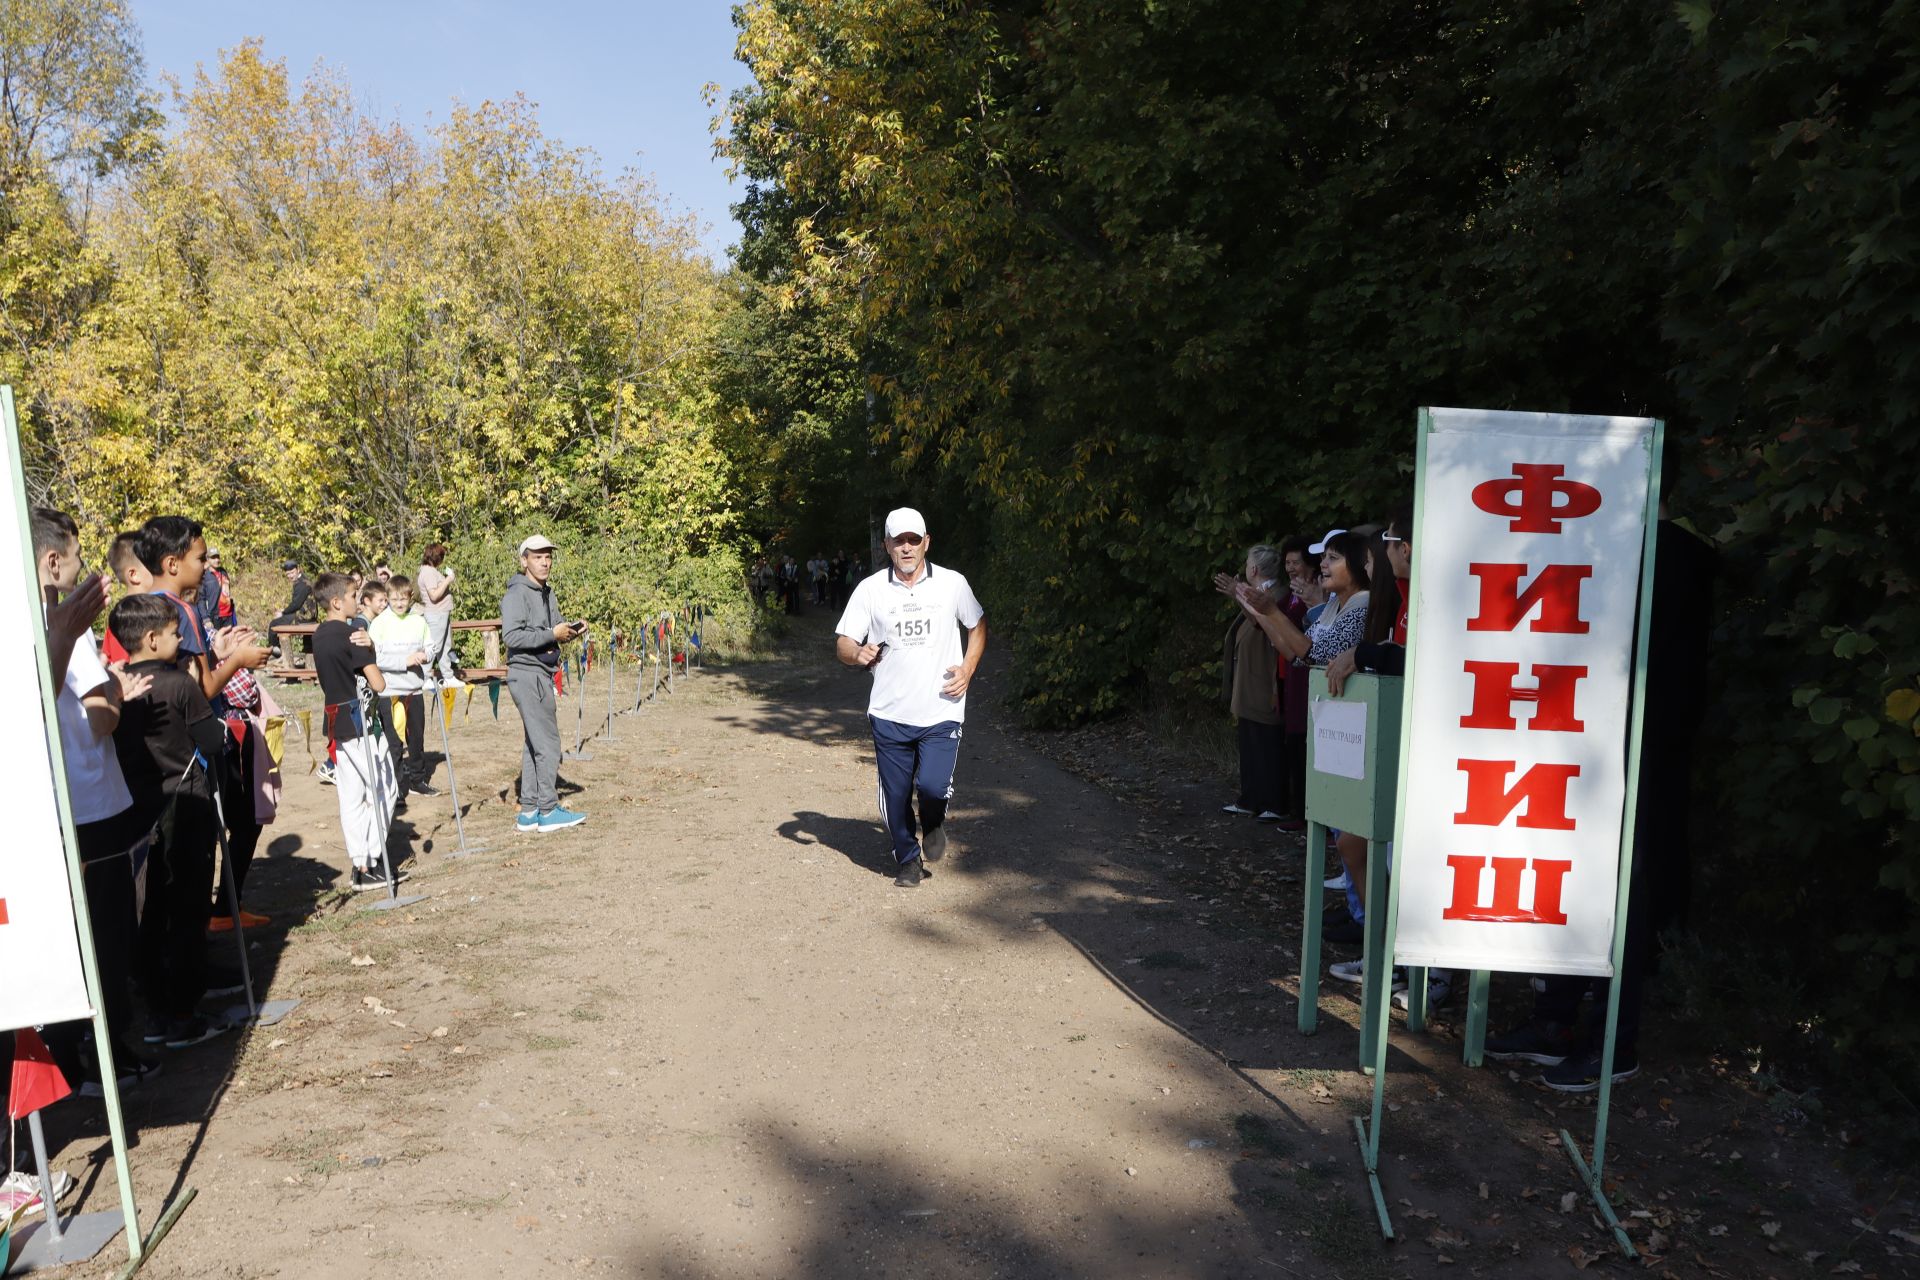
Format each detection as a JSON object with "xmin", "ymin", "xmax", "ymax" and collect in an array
[{"xmin": 110, "ymin": 594, "xmax": 231, "ymax": 1049}]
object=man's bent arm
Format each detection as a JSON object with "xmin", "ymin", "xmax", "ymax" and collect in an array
[
  {"xmin": 961, "ymin": 618, "xmax": 988, "ymax": 676},
  {"xmin": 836, "ymin": 634, "xmax": 869, "ymax": 667}
]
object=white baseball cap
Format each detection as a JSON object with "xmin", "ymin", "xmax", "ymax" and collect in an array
[
  {"xmin": 884, "ymin": 508, "xmax": 927, "ymax": 539},
  {"xmin": 1307, "ymin": 527, "xmax": 1347, "ymax": 555},
  {"xmin": 517, "ymin": 534, "xmax": 557, "ymax": 556}
]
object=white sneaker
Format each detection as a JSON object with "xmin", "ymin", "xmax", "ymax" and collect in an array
[
  {"xmin": 1330, "ymin": 960, "xmax": 1409, "ymax": 991},
  {"xmin": 1324, "ymin": 870, "xmax": 1352, "ymax": 891},
  {"xmin": 1256, "ymin": 810, "xmax": 1283, "ymax": 822},
  {"xmin": 2, "ymin": 1169, "xmax": 75, "ymax": 1212},
  {"xmin": 1221, "ymin": 803, "xmax": 1255, "ymax": 816},
  {"xmin": 1394, "ymin": 971, "xmax": 1454, "ymax": 1010}
]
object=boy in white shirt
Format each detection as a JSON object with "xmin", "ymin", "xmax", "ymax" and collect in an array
[{"xmin": 369, "ymin": 575, "xmax": 435, "ymax": 795}]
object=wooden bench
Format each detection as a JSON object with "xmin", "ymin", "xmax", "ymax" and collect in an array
[{"xmin": 270, "ymin": 619, "xmax": 506, "ymax": 683}]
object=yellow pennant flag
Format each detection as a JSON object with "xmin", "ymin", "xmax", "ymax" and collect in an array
[
  {"xmin": 392, "ymin": 697, "xmax": 409, "ymax": 742},
  {"xmin": 263, "ymin": 715, "xmax": 286, "ymax": 768},
  {"xmin": 464, "ymin": 685, "xmax": 475, "ymax": 720},
  {"xmin": 442, "ymin": 686, "xmax": 457, "ymax": 730},
  {"xmin": 298, "ymin": 709, "xmax": 314, "ymax": 767}
]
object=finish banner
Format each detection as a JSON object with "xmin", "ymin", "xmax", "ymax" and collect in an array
[
  {"xmin": 1393, "ymin": 407, "xmax": 1657, "ymax": 976},
  {"xmin": 0, "ymin": 389, "xmax": 94, "ymax": 1031}
]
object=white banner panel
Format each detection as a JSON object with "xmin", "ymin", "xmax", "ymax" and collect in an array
[
  {"xmin": 0, "ymin": 390, "xmax": 94, "ymax": 1030},
  {"xmin": 1393, "ymin": 407, "xmax": 1655, "ymax": 976}
]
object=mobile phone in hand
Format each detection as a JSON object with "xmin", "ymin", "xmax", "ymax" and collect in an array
[{"xmin": 867, "ymin": 641, "xmax": 888, "ymax": 668}]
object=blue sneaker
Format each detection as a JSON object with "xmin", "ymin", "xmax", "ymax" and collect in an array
[
  {"xmin": 537, "ymin": 806, "xmax": 586, "ymax": 833},
  {"xmin": 516, "ymin": 811, "xmax": 540, "ymax": 833}
]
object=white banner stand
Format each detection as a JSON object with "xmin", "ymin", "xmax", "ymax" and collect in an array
[
  {"xmin": 361, "ymin": 733, "xmax": 424, "ymax": 913},
  {"xmin": 601, "ymin": 625, "xmax": 619, "ymax": 741},
  {"xmin": 0, "ymin": 387, "xmax": 147, "ymax": 1268},
  {"xmin": 210, "ymin": 786, "xmax": 299, "ymax": 1029},
  {"xmin": 426, "ymin": 676, "xmax": 486, "ymax": 860},
  {"xmin": 1356, "ymin": 407, "xmax": 1661, "ymax": 1258},
  {"xmin": 562, "ymin": 651, "xmax": 593, "ymax": 763}
]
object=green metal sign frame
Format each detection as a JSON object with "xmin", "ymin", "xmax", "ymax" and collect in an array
[
  {"xmin": 1354, "ymin": 408, "xmax": 1663, "ymax": 1256},
  {"xmin": 1, "ymin": 386, "xmax": 146, "ymax": 1263}
]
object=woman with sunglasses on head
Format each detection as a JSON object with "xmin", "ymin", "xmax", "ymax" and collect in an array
[
  {"xmin": 1326, "ymin": 510, "xmax": 1411, "ymax": 692},
  {"xmin": 1321, "ymin": 512, "xmax": 1451, "ymax": 1005}
]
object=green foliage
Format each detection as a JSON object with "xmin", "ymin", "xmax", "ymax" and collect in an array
[
  {"xmin": 725, "ymin": 0, "xmax": 1920, "ymax": 1124},
  {"xmin": 1662, "ymin": 0, "xmax": 1920, "ymax": 1098},
  {"xmin": 4, "ymin": 22, "xmax": 757, "ymax": 634}
]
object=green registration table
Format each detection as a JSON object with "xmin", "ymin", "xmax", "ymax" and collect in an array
[
  {"xmin": 1298, "ymin": 669, "xmax": 1492, "ymax": 1068},
  {"xmin": 1298, "ymin": 671, "xmax": 1410, "ymax": 1068}
]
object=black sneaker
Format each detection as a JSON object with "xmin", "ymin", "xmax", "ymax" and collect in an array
[
  {"xmin": 1321, "ymin": 916, "xmax": 1364, "ymax": 946},
  {"xmin": 350, "ymin": 866, "xmax": 391, "ymax": 892},
  {"xmin": 894, "ymin": 859, "xmax": 925, "ymax": 888},
  {"xmin": 922, "ymin": 826, "xmax": 948, "ymax": 863},
  {"xmin": 79, "ymin": 1054, "xmax": 161, "ymax": 1098},
  {"xmin": 1541, "ymin": 1049, "xmax": 1640, "ymax": 1093},
  {"xmin": 1484, "ymin": 1020, "xmax": 1581, "ymax": 1066},
  {"xmin": 205, "ymin": 969, "xmax": 249, "ymax": 998},
  {"xmin": 408, "ymin": 778, "xmax": 440, "ymax": 796},
  {"xmin": 162, "ymin": 1015, "xmax": 231, "ymax": 1050}
]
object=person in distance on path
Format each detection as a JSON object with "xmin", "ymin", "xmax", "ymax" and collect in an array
[
  {"xmin": 835, "ymin": 507, "xmax": 988, "ymax": 888},
  {"xmin": 501, "ymin": 534, "xmax": 589, "ymax": 834}
]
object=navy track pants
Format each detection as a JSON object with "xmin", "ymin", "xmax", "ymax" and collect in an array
[{"xmin": 870, "ymin": 715, "xmax": 962, "ymax": 866}]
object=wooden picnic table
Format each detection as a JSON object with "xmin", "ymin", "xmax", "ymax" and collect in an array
[{"xmin": 269, "ymin": 618, "xmax": 506, "ymax": 682}]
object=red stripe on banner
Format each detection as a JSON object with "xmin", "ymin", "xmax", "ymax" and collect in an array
[{"xmin": 0, "ymin": 898, "xmax": 8, "ymax": 925}]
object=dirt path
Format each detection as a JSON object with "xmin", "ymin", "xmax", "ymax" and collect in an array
[{"xmin": 46, "ymin": 615, "xmax": 1919, "ymax": 1278}]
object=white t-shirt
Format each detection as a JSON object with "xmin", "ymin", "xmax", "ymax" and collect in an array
[
  {"xmin": 836, "ymin": 562, "xmax": 986, "ymax": 727},
  {"xmin": 59, "ymin": 631, "xmax": 134, "ymax": 825}
]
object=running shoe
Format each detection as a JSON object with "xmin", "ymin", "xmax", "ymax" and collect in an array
[
  {"xmin": 923, "ymin": 826, "xmax": 949, "ymax": 863},
  {"xmin": 537, "ymin": 806, "xmax": 587, "ymax": 832},
  {"xmin": 1541, "ymin": 1049, "xmax": 1640, "ymax": 1093}
]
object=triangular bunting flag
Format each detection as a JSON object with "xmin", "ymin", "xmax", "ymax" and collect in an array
[
  {"xmin": 10, "ymin": 1027, "xmax": 71, "ymax": 1119},
  {"xmin": 392, "ymin": 697, "xmax": 409, "ymax": 743},
  {"xmin": 442, "ymin": 686, "xmax": 457, "ymax": 730},
  {"xmin": 489, "ymin": 679, "xmax": 501, "ymax": 719}
]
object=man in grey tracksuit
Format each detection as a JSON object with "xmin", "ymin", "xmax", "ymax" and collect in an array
[{"xmin": 500, "ymin": 534, "xmax": 588, "ymax": 833}]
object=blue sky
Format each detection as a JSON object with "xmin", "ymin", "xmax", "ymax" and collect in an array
[{"xmin": 127, "ymin": 1, "xmax": 753, "ymax": 264}]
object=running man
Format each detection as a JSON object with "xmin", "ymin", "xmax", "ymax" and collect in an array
[{"xmin": 835, "ymin": 507, "xmax": 988, "ymax": 888}]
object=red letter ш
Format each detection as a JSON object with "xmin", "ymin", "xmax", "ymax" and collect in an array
[
  {"xmin": 1459, "ymin": 661, "xmax": 1589, "ymax": 732},
  {"xmin": 1466, "ymin": 563, "xmax": 1593, "ymax": 634},
  {"xmin": 1442, "ymin": 856, "xmax": 1572, "ymax": 925},
  {"xmin": 1453, "ymin": 759, "xmax": 1579, "ymax": 830}
]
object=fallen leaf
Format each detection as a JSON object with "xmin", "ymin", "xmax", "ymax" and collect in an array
[
  {"xmin": 350, "ymin": 954, "xmax": 376, "ymax": 967},
  {"xmin": 1430, "ymin": 1229, "xmax": 1469, "ymax": 1249},
  {"xmin": 1478, "ymin": 1182, "xmax": 1490, "ymax": 1200},
  {"xmin": 430, "ymin": 1026, "xmax": 449, "ymax": 1038},
  {"xmin": 1561, "ymin": 1192, "xmax": 1579, "ymax": 1213},
  {"xmin": 1568, "ymin": 1245, "xmax": 1600, "ymax": 1270},
  {"xmin": 1761, "ymin": 1221, "xmax": 1782, "ymax": 1238},
  {"xmin": 1649, "ymin": 1229, "xmax": 1670, "ymax": 1253}
]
